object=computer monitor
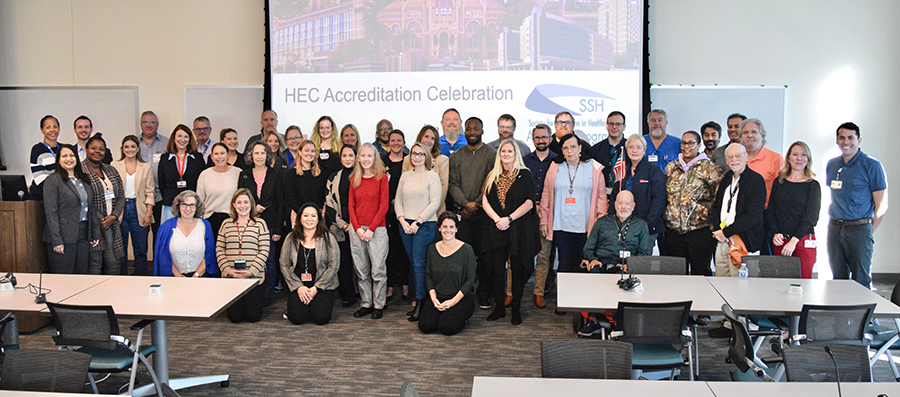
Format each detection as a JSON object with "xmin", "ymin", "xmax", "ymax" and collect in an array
[{"xmin": 0, "ymin": 175, "xmax": 28, "ymax": 201}]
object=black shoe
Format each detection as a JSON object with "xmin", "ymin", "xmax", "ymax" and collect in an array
[
  {"xmin": 342, "ymin": 299, "xmax": 357, "ymax": 308},
  {"xmin": 478, "ymin": 297, "xmax": 492, "ymax": 310},
  {"xmin": 511, "ymin": 307, "xmax": 522, "ymax": 325},
  {"xmin": 406, "ymin": 302, "xmax": 417, "ymax": 316},
  {"xmin": 371, "ymin": 309, "xmax": 384, "ymax": 319},
  {"xmin": 408, "ymin": 300, "xmax": 422, "ymax": 322},
  {"xmin": 487, "ymin": 308, "xmax": 506, "ymax": 321},
  {"xmin": 401, "ymin": 294, "xmax": 411, "ymax": 301},
  {"xmin": 554, "ymin": 308, "xmax": 567, "ymax": 315},
  {"xmin": 386, "ymin": 295, "xmax": 393, "ymax": 302},
  {"xmin": 353, "ymin": 307, "xmax": 374, "ymax": 318},
  {"xmin": 708, "ymin": 326, "xmax": 732, "ymax": 338}
]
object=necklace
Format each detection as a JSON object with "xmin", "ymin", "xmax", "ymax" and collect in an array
[{"xmin": 566, "ymin": 162, "xmax": 580, "ymax": 195}]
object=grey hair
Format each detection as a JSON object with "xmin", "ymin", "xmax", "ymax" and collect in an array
[
  {"xmin": 245, "ymin": 140, "xmax": 275, "ymax": 166},
  {"xmin": 739, "ymin": 118, "xmax": 767, "ymax": 146},
  {"xmin": 647, "ymin": 109, "xmax": 667, "ymax": 123},
  {"xmin": 171, "ymin": 190, "xmax": 204, "ymax": 219},
  {"xmin": 141, "ymin": 110, "xmax": 158, "ymax": 119},
  {"xmin": 726, "ymin": 142, "xmax": 748, "ymax": 156},
  {"xmin": 624, "ymin": 133, "xmax": 647, "ymax": 154}
]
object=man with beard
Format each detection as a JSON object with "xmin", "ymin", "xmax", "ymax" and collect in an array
[
  {"xmin": 523, "ymin": 124, "xmax": 557, "ymax": 308},
  {"xmin": 711, "ymin": 113, "xmax": 746, "ymax": 172},
  {"xmin": 644, "ymin": 109, "xmax": 681, "ymax": 173},
  {"xmin": 700, "ymin": 121, "xmax": 721, "ymax": 159},
  {"xmin": 487, "ymin": 114, "xmax": 530, "ymax": 155},
  {"xmin": 439, "ymin": 108, "xmax": 466, "ymax": 156},
  {"xmin": 73, "ymin": 115, "xmax": 112, "ymax": 163},
  {"xmin": 448, "ymin": 117, "xmax": 497, "ymax": 310},
  {"xmin": 589, "ymin": 111, "xmax": 627, "ymax": 197},
  {"xmin": 740, "ymin": 118, "xmax": 783, "ymax": 207}
]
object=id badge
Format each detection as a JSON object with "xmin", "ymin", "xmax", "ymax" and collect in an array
[
  {"xmin": 153, "ymin": 153, "xmax": 162, "ymax": 163},
  {"xmin": 233, "ymin": 259, "xmax": 247, "ymax": 270},
  {"xmin": 104, "ymin": 191, "xmax": 115, "ymax": 201},
  {"xmin": 648, "ymin": 155, "xmax": 658, "ymax": 162},
  {"xmin": 830, "ymin": 180, "xmax": 842, "ymax": 190},
  {"xmin": 301, "ymin": 273, "xmax": 312, "ymax": 282},
  {"xmin": 565, "ymin": 197, "xmax": 576, "ymax": 206},
  {"xmin": 320, "ymin": 152, "xmax": 329, "ymax": 160},
  {"xmin": 605, "ymin": 187, "xmax": 612, "ymax": 195},
  {"xmin": 177, "ymin": 180, "xmax": 187, "ymax": 188},
  {"xmin": 804, "ymin": 239, "xmax": 817, "ymax": 248}
]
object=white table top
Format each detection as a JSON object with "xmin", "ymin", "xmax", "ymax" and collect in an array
[
  {"xmin": 707, "ymin": 277, "xmax": 900, "ymax": 318},
  {"xmin": 58, "ymin": 276, "xmax": 259, "ymax": 320},
  {"xmin": 706, "ymin": 380, "xmax": 896, "ymax": 396},
  {"xmin": 471, "ymin": 377, "xmax": 716, "ymax": 397},
  {"xmin": 557, "ymin": 273, "xmax": 726, "ymax": 314},
  {"xmin": 0, "ymin": 274, "xmax": 113, "ymax": 313}
]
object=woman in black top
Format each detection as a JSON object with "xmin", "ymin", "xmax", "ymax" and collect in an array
[
  {"xmin": 481, "ymin": 140, "xmax": 540, "ymax": 325},
  {"xmin": 382, "ymin": 130, "xmax": 411, "ymax": 302},
  {"xmin": 157, "ymin": 124, "xmax": 204, "ymax": 224},
  {"xmin": 280, "ymin": 202, "xmax": 340, "ymax": 325},
  {"xmin": 325, "ymin": 144, "xmax": 359, "ymax": 307},
  {"xmin": 312, "ymin": 115, "xmax": 342, "ymax": 177},
  {"xmin": 765, "ymin": 141, "xmax": 821, "ymax": 279},
  {"xmin": 239, "ymin": 141, "xmax": 284, "ymax": 303},
  {"xmin": 419, "ymin": 212, "xmax": 476, "ymax": 336},
  {"xmin": 284, "ymin": 140, "xmax": 328, "ymax": 221},
  {"xmin": 212, "ymin": 128, "xmax": 248, "ymax": 170}
]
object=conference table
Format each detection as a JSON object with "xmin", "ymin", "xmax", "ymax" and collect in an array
[
  {"xmin": 556, "ymin": 273, "xmax": 726, "ymax": 314},
  {"xmin": 0, "ymin": 273, "xmax": 258, "ymax": 396}
]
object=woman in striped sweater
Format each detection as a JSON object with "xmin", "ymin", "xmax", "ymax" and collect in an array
[{"xmin": 217, "ymin": 188, "xmax": 270, "ymax": 323}]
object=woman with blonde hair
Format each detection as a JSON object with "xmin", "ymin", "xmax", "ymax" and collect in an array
[
  {"xmin": 403, "ymin": 125, "xmax": 449, "ymax": 213},
  {"xmin": 312, "ymin": 115, "xmax": 342, "ymax": 177},
  {"xmin": 340, "ymin": 124, "xmax": 360, "ymax": 151},
  {"xmin": 284, "ymin": 139, "xmax": 328, "ymax": 221},
  {"xmin": 348, "ymin": 143, "xmax": 390, "ymax": 319}
]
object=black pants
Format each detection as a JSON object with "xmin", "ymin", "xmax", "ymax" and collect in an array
[
  {"xmin": 456, "ymin": 210, "xmax": 488, "ymax": 299},
  {"xmin": 151, "ymin": 202, "xmax": 162, "ymax": 251},
  {"xmin": 47, "ymin": 222, "xmax": 90, "ymax": 274},
  {"xmin": 484, "ymin": 247, "xmax": 534, "ymax": 310},
  {"xmin": 337, "ymin": 240, "xmax": 357, "ymax": 302},
  {"xmin": 227, "ymin": 282, "xmax": 265, "ymax": 323},
  {"xmin": 206, "ymin": 212, "xmax": 230, "ymax": 237},
  {"xmin": 286, "ymin": 288, "xmax": 335, "ymax": 325},
  {"xmin": 665, "ymin": 228, "xmax": 714, "ymax": 276},
  {"xmin": 385, "ymin": 216, "xmax": 410, "ymax": 291},
  {"xmin": 418, "ymin": 294, "xmax": 475, "ymax": 336}
]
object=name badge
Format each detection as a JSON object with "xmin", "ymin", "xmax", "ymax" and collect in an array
[
  {"xmin": 153, "ymin": 153, "xmax": 162, "ymax": 163},
  {"xmin": 648, "ymin": 155, "xmax": 658, "ymax": 162},
  {"xmin": 104, "ymin": 191, "xmax": 115, "ymax": 201},
  {"xmin": 176, "ymin": 180, "xmax": 187, "ymax": 188},
  {"xmin": 301, "ymin": 273, "xmax": 312, "ymax": 282},
  {"xmin": 605, "ymin": 187, "xmax": 612, "ymax": 195},
  {"xmin": 319, "ymin": 152, "xmax": 330, "ymax": 160},
  {"xmin": 565, "ymin": 197, "xmax": 576, "ymax": 206},
  {"xmin": 804, "ymin": 239, "xmax": 817, "ymax": 248},
  {"xmin": 830, "ymin": 180, "xmax": 842, "ymax": 190}
]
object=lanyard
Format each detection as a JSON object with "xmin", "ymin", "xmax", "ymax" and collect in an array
[
  {"xmin": 615, "ymin": 215, "xmax": 633, "ymax": 247},
  {"xmin": 835, "ymin": 167, "xmax": 843, "ymax": 181},
  {"xmin": 727, "ymin": 177, "xmax": 740, "ymax": 212},
  {"xmin": 44, "ymin": 142, "xmax": 57, "ymax": 157},
  {"xmin": 566, "ymin": 162, "xmax": 580, "ymax": 195},
  {"xmin": 176, "ymin": 153, "xmax": 187, "ymax": 179},
  {"xmin": 236, "ymin": 222, "xmax": 247, "ymax": 256}
]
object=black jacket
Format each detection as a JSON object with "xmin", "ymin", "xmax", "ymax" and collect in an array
[
  {"xmin": 238, "ymin": 166, "xmax": 283, "ymax": 237},
  {"xmin": 710, "ymin": 167, "xmax": 766, "ymax": 253},
  {"xmin": 157, "ymin": 152, "xmax": 205, "ymax": 206}
]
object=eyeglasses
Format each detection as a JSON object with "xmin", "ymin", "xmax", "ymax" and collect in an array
[
  {"xmin": 680, "ymin": 141, "xmax": 699, "ymax": 147},
  {"xmin": 286, "ymin": 137, "xmax": 303, "ymax": 142},
  {"xmin": 410, "ymin": 152, "xmax": 426, "ymax": 157},
  {"xmin": 533, "ymin": 136, "xmax": 550, "ymax": 141},
  {"xmin": 193, "ymin": 127, "xmax": 211, "ymax": 132},
  {"xmin": 555, "ymin": 120, "xmax": 573, "ymax": 126},
  {"xmin": 377, "ymin": 128, "xmax": 392, "ymax": 132},
  {"xmin": 607, "ymin": 122, "xmax": 625, "ymax": 127},
  {"xmin": 141, "ymin": 121, "xmax": 158, "ymax": 126},
  {"xmin": 180, "ymin": 203, "xmax": 197, "ymax": 208}
]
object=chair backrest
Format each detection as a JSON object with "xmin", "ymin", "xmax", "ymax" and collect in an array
[
  {"xmin": 0, "ymin": 349, "xmax": 92, "ymax": 392},
  {"xmin": 799, "ymin": 304, "xmax": 876, "ymax": 345},
  {"xmin": 721, "ymin": 304, "xmax": 755, "ymax": 373},
  {"xmin": 541, "ymin": 339, "xmax": 632, "ymax": 379},
  {"xmin": 46, "ymin": 302, "xmax": 120, "ymax": 350},
  {"xmin": 399, "ymin": 380, "xmax": 420, "ymax": 397},
  {"xmin": 615, "ymin": 301, "xmax": 692, "ymax": 345},
  {"xmin": 782, "ymin": 344, "xmax": 871, "ymax": 382},
  {"xmin": 741, "ymin": 255, "xmax": 801, "ymax": 278},
  {"xmin": 890, "ymin": 276, "xmax": 900, "ymax": 306},
  {"xmin": 627, "ymin": 256, "xmax": 687, "ymax": 275}
]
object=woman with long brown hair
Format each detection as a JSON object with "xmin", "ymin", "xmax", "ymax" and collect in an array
[
  {"xmin": 280, "ymin": 202, "xmax": 340, "ymax": 325},
  {"xmin": 216, "ymin": 188, "xmax": 270, "ymax": 323}
]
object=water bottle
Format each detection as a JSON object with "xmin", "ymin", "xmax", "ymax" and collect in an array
[{"xmin": 738, "ymin": 263, "xmax": 749, "ymax": 278}]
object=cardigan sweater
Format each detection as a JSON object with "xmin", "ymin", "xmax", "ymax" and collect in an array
[
  {"xmin": 710, "ymin": 167, "xmax": 767, "ymax": 253},
  {"xmin": 238, "ymin": 166, "xmax": 284, "ymax": 237},
  {"xmin": 394, "ymin": 169, "xmax": 442, "ymax": 223},
  {"xmin": 539, "ymin": 159, "xmax": 608, "ymax": 241},
  {"xmin": 279, "ymin": 233, "xmax": 341, "ymax": 292},
  {"xmin": 216, "ymin": 218, "xmax": 270, "ymax": 284},
  {"xmin": 483, "ymin": 168, "xmax": 540, "ymax": 257},
  {"xmin": 153, "ymin": 217, "xmax": 219, "ymax": 277}
]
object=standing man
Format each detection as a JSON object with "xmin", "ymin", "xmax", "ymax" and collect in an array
[
  {"xmin": 700, "ymin": 121, "xmax": 722, "ymax": 160},
  {"xmin": 243, "ymin": 110, "xmax": 282, "ymax": 153},
  {"xmin": 644, "ymin": 109, "xmax": 681, "ymax": 173},
  {"xmin": 589, "ymin": 111, "xmax": 627, "ymax": 196},
  {"xmin": 138, "ymin": 110, "xmax": 168, "ymax": 242},
  {"xmin": 448, "ymin": 117, "xmax": 497, "ymax": 310},
  {"xmin": 711, "ymin": 113, "xmax": 746, "ymax": 172},
  {"xmin": 73, "ymin": 115, "xmax": 112, "ymax": 163},
  {"xmin": 827, "ymin": 122, "xmax": 888, "ymax": 288},
  {"xmin": 523, "ymin": 124, "xmax": 557, "ymax": 308},
  {"xmin": 192, "ymin": 116, "xmax": 214, "ymax": 163},
  {"xmin": 372, "ymin": 119, "xmax": 406, "ymax": 155},
  {"xmin": 740, "ymin": 118, "xmax": 783, "ymax": 207},
  {"xmin": 439, "ymin": 108, "xmax": 466, "ymax": 156},
  {"xmin": 487, "ymin": 114, "xmax": 530, "ymax": 155}
]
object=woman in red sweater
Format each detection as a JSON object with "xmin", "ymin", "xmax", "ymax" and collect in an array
[{"xmin": 348, "ymin": 143, "xmax": 390, "ymax": 319}]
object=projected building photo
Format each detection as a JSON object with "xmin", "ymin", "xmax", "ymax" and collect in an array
[{"xmin": 271, "ymin": 0, "xmax": 642, "ymax": 73}]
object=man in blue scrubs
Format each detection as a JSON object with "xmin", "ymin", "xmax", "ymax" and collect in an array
[{"xmin": 644, "ymin": 109, "xmax": 681, "ymax": 173}]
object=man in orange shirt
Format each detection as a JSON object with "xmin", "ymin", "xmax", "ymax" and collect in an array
[{"xmin": 740, "ymin": 118, "xmax": 782, "ymax": 208}]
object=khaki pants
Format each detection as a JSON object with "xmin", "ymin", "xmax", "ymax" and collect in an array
[{"xmin": 714, "ymin": 241, "xmax": 759, "ymax": 277}]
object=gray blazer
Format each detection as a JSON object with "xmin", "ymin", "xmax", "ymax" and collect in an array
[
  {"xmin": 42, "ymin": 173, "xmax": 101, "ymax": 247},
  {"xmin": 279, "ymin": 233, "xmax": 340, "ymax": 292}
]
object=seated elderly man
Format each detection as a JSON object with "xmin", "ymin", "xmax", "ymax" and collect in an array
[{"xmin": 577, "ymin": 190, "xmax": 650, "ymax": 337}]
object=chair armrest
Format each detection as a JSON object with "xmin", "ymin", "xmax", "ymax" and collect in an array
[
  {"xmin": 130, "ymin": 319, "xmax": 156, "ymax": 331},
  {"xmin": 760, "ymin": 356, "xmax": 783, "ymax": 365},
  {"xmin": 790, "ymin": 334, "xmax": 807, "ymax": 343},
  {"xmin": 768, "ymin": 316, "xmax": 790, "ymax": 330},
  {"xmin": 609, "ymin": 330, "xmax": 624, "ymax": 338}
]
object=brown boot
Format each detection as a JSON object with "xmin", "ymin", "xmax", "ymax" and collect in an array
[{"xmin": 534, "ymin": 295, "xmax": 546, "ymax": 308}]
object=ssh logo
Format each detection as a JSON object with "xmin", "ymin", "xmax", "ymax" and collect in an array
[{"xmin": 524, "ymin": 84, "xmax": 614, "ymax": 115}]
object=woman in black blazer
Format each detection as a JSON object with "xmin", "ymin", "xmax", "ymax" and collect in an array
[
  {"xmin": 157, "ymin": 124, "xmax": 205, "ymax": 224},
  {"xmin": 239, "ymin": 141, "xmax": 284, "ymax": 304},
  {"xmin": 42, "ymin": 145, "xmax": 100, "ymax": 274},
  {"xmin": 616, "ymin": 134, "xmax": 667, "ymax": 240}
]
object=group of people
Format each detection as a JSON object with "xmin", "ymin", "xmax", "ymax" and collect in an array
[{"xmin": 29, "ymin": 106, "xmax": 888, "ymax": 336}]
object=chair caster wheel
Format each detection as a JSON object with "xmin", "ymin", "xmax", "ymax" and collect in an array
[{"xmin": 221, "ymin": 380, "xmax": 230, "ymax": 387}]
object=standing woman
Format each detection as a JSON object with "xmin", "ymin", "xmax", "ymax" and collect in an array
[
  {"xmin": 111, "ymin": 135, "xmax": 156, "ymax": 275},
  {"xmin": 29, "ymin": 115, "xmax": 62, "ymax": 201},
  {"xmin": 418, "ymin": 212, "xmax": 476, "ymax": 336},
  {"xmin": 153, "ymin": 190, "xmax": 218, "ymax": 278},
  {"xmin": 197, "ymin": 143, "xmax": 242, "ymax": 234},
  {"xmin": 239, "ymin": 141, "xmax": 284, "ymax": 305},
  {"xmin": 214, "ymin": 128, "xmax": 248, "ymax": 170},
  {"xmin": 481, "ymin": 140, "xmax": 540, "ymax": 325},
  {"xmin": 284, "ymin": 140, "xmax": 328, "ymax": 219},
  {"xmin": 382, "ymin": 130, "xmax": 411, "ymax": 301},
  {"xmin": 217, "ymin": 188, "xmax": 270, "ymax": 323},
  {"xmin": 312, "ymin": 116, "xmax": 342, "ymax": 177},
  {"xmin": 42, "ymin": 145, "xmax": 100, "ymax": 273},
  {"xmin": 274, "ymin": 126, "xmax": 303, "ymax": 173},
  {"xmin": 348, "ymin": 143, "xmax": 390, "ymax": 320},
  {"xmin": 264, "ymin": 129, "xmax": 286, "ymax": 168},
  {"xmin": 157, "ymin": 124, "xmax": 204, "ymax": 224},
  {"xmin": 619, "ymin": 134, "xmax": 667, "ymax": 245},
  {"xmin": 766, "ymin": 141, "xmax": 821, "ymax": 278},
  {"xmin": 280, "ymin": 202, "xmax": 340, "ymax": 325},
  {"xmin": 404, "ymin": 125, "xmax": 449, "ymax": 213},
  {"xmin": 325, "ymin": 144, "xmax": 359, "ymax": 307},
  {"xmin": 340, "ymin": 124, "xmax": 360, "ymax": 151},
  {"xmin": 539, "ymin": 134, "xmax": 608, "ymax": 274},
  {"xmin": 82, "ymin": 134, "xmax": 126, "ymax": 275},
  {"xmin": 395, "ymin": 142, "xmax": 442, "ymax": 321}
]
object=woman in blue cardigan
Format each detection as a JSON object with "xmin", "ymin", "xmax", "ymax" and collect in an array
[
  {"xmin": 613, "ymin": 134, "xmax": 666, "ymax": 242},
  {"xmin": 153, "ymin": 190, "xmax": 219, "ymax": 277}
]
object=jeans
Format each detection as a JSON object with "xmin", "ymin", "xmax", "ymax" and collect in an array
[
  {"xmin": 119, "ymin": 199, "xmax": 149, "ymax": 275},
  {"xmin": 399, "ymin": 220, "xmax": 436, "ymax": 300},
  {"xmin": 828, "ymin": 222, "xmax": 874, "ymax": 288},
  {"xmin": 264, "ymin": 235, "xmax": 282, "ymax": 299},
  {"xmin": 554, "ymin": 231, "xmax": 587, "ymax": 273}
]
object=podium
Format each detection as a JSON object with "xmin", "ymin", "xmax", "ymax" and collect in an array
[{"xmin": 0, "ymin": 200, "xmax": 50, "ymax": 331}]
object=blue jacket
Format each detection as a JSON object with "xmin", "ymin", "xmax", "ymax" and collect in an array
[
  {"xmin": 153, "ymin": 217, "xmax": 219, "ymax": 277},
  {"xmin": 616, "ymin": 159, "xmax": 666, "ymax": 235}
]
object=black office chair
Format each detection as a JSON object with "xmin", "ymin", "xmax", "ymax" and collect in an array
[
  {"xmin": 741, "ymin": 255, "xmax": 801, "ymax": 278},
  {"xmin": 0, "ymin": 349, "xmax": 92, "ymax": 392},
  {"xmin": 541, "ymin": 339, "xmax": 632, "ymax": 379},
  {"xmin": 722, "ymin": 303, "xmax": 784, "ymax": 381},
  {"xmin": 46, "ymin": 302, "xmax": 163, "ymax": 397},
  {"xmin": 626, "ymin": 256, "xmax": 686, "ymax": 275},
  {"xmin": 791, "ymin": 303, "xmax": 876, "ymax": 346},
  {"xmin": 611, "ymin": 301, "xmax": 693, "ymax": 380},
  {"xmin": 869, "ymin": 275, "xmax": 900, "ymax": 381},
  {"xmin": 781, "ymin": 344, "xmax": 871, "ymax": 382},
  {"xmin": 0, "ymin": 312, "xmax": 17, "ymax": 366}
]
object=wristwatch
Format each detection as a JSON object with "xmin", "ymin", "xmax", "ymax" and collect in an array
[{"xmin": 415, "ymin": 220, "xmax": 422, "ymax": 227}]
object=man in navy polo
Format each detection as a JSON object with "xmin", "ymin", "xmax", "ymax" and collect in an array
[
  {"xmin": 589, "ymin": 111, "xmax": 627, "ymax": 198},
  {"xmin": 644, "ymin": 109, "xmax": 681, "ymax": 173},
  {"xmin": 523, "ymin": 124, "xmax": 556, "ymax": 308},
  {"xmin": 826, "ymin": 122, "xmax": 888, "ymax": 288}
]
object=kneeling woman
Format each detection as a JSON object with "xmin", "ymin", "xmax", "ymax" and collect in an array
[
  {"xmin": 217, "ymin": 188, "xmax": 270, "ymax": 323},
  {"xmin": 280, "ymin": 203, "xmax": 340, "ymax": 325},
  {"xmin": 418, "ymin": 212, "xmax": 476, "ymax": 336}
]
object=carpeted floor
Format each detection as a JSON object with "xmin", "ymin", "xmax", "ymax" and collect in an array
[{"xmin": 14, "ymin": 279, "xmax": 900, "ymax": 396}]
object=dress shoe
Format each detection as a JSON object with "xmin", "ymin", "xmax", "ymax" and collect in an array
[
  {"xmin": 406, "ymin": 302, "xmax": 417, "ymax": 316},
  {"xmin": 504, "ymin": 295, "xmax": 512, "ymax": 307},
  {"xmin": 408, "ymin": 299, "xmax": 422, "ymax": 322},
  {"xmin": 486, "ymin": 308, "xmax": 506, "ymax": 321},
  {"xmin": 534, "ymin": 295, "xmax": 546, "ymax": 308},
  {"xmin": 353, "ymin": 307, "xmax": 374, "ymax": 318},
  {"xmin": 371, "ymin": 309, "xmax": 384, "ymax": 319},
  {"xmin": 511, "ymin": 307, "xmax": 522, "ymax": 325}
]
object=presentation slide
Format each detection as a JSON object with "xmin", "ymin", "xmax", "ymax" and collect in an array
[{"xmin": 269, "ymin": 0, "xmax": 644, "ymax": 147}]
